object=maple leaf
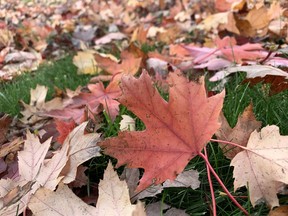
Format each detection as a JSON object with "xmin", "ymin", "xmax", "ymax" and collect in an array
[
  {"xmin": 99, "ymin": 71, "xmax": 225, "ymax": 191},
  {"xmin": 95, "ymin": 162, "xmax": 142, "ymax": 215},
  {"xmin": 29, "ymin": 183, "xmax": 95, "ymax": 216},
  {"xmin": 18, "ymin": 131, "xmax": 51, "ymax": 182},
  {"xmin": 216, "ymin": 104, "xmax": 262, "ymax": 159},
  {"xmin": 94, "ymin": 50, "xmax": 142, "ymax": 77},
  {"xmin": 60, "ymin": 122, "xmax": 101, "ymax": 184},
  {"xmin": 20, "ymin": 85, "xmax": 63, "ymax": 124},
  {"xmin": 28, "ymin": 162, "xmax": 145, "ymax": 216},
  {"xmin": 231, "ymin": 125, "xmax": 288, "ymax": 208},
  {"xmin": 55, "ymin": 119, "xmax": 76, "ymax": 144},
  {"xmin": 76, "ymin": 80, "xmax": 122, "ymax": 120}
]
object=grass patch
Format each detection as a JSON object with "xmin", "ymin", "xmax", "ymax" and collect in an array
[
  {"xmin": 0, "ymin": 56, "xmax": 91, "ymax": 116},
  {"xmin": 2, "ymin": 59, "xmax": 288, "ymax": 215}
]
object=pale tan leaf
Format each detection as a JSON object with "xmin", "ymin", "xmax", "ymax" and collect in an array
[
  {"xmin": 36, "ymin": 142, "xmax": 69, "ymax": 190},
  {"xmin": 197, "ymin": 12, "xmax": 228, "ymax": 31},
  {"xmin": 163, "ymin": 170, "xmax": 200, "ymax": 189},
  {"xmin": 20, "ymin": 85, "xmax": 63, "ymax": 124},
  {"xmin": 29, "ymin": 183, "xmax": 95, "ymax": 216},
  {"xmin": 0, "ymin": 193, "xmax": 30, "ymax": 216},
  {"xmin": 120, "ymin": 167, "xmax": 139, "ymax": 199},
  {"xmin": 18, "ymin": 131, "xmax": 51, "ymax": 182},
  {"xmin": 95, "ymin": 161, "xmax": 137, "ymax": 215},
  {"xmin": 61, "ymin": 122, "xmax": 101, "ymax": 184},
  {"xmin": 231, "ymin": 125, "xmax": 288, "ymax": 208},
  {"xmin": 132, "ymin": 201, "xmax": 146, "ymax": 216},
  {"xmin": 73, "ymin": 50, "xmax": 99, "ymax": 75},
  {"xmin": 210, "ymin": 65, "xmax": 288, "ymax": 82},
  {"xmin": 120, "ymin": 115, "xmax": 135, "ymax": 131}
]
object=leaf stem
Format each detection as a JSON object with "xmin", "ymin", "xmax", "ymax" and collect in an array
[
  {"xmin": 204, "ymin": 147, "xmax": 216, "ymax": 216},
  {"xmin": 199, "ymin": 152, "xmax": 249, "ymax": 216},
  {"xmin": 210, "ymin": 138, "xmax": 248, "ymax": 150}
]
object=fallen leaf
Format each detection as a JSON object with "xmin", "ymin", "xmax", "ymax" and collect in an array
[
  {"xmin": 95, "ymin": 161, "xmax": 141, "ymax": 215},
  {"xmin": 60, "ymin": 122, "xmax": 101, "ymax": 184},
  {"xmin": 197, "ymin": 12, "xmax": 229, "ymax": 31},
  {"xmin": 74, "ymin": 80, "xmax": 121, "ymax": 121},
  {"xmin": 231, "ymin": 125, "xmax": 288, "ymax": 208},
  {"xmin": 29, "ymin": 183, "xmax": 95, "ymax": 216},
  {"xmin": 210, "ymin": 65, "xmax": 288, "ymax": 82},
  {"xmin": 35, "ymin": 137, "xmax": 69, "ymax": 190},
  {"xmin": 244, "ymin": 75, "xmax": 288, "ymax": 96},
  {"xmin": 55, "ymin": 119, "xmax": 77, "ymax": 144},
  {"xmin": 216, "ymin": 103, "xmax": 262, "ymax": 159},
  {"xmin": 0, "ymin": 137, "xmax": 24, "ymax": 159},
  {"xmin": 145, "ymin": 201, "xmax": 170, "ymax": 216},
  {"xmin": 0, "ymin": 114, "xmax": 12, "ymax": 144},
  {"xmin": 20, "ymin": 85, "xmax": 63, "ymax": 124},
  {"xmin": 99, "ymin": 71, "xmax": 225, "ymax": 191},
  {"xmin": 69, "ymin": 165, "xmax": 88, "ymax": 188},
  {"xmin": 95, "ymin": 32, "xmax": 127, "ymax": 45},
  {"xmin": 120, "ymin": 115, "xmax": 135, "ymax": 131},
  {"xmin": 73, "ymin": 50, "xmax": 99, "ymax": 75},
  {"xmin": 18, "ymin": 131, "xmax": 51, "ymax": 182},
  {"xmin": 120, "ymin": 167, "xmax": 140, "ymax": 199},
  {"xmin": 164, "ymin": 208, "xmax": 189, "ymax": 216},
  {"xmin": 94, "ymin": 50, "xmax": 142, "ymax": 77},
  {"xmin": 269, "ymin": 205, "xmax": 288, "ymax": 216},
  {"xmin": 163, "ymin": 170, "xmax": 200, "ymax": 189}
]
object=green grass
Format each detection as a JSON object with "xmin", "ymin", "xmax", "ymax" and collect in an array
[
  {"xmin": 0, "ymin": 56, "xmax": 91, "ymax": 116},
  {"xmin": 2, "ymin": 58, "xmax": 288, "ymax": 215}
]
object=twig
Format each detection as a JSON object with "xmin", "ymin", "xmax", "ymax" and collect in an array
[
  {"xmin": 199, "ymin": 152, "xmax": 249, "ymax": 216},
  {"xmin": 204, "ymin": 147, "xmax": 216, "ymax": 216},
  {"xmin": 210, "ymin": 138, "xmax": 248, "ymax": 150}
]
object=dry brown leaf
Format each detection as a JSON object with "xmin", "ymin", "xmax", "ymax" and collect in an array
[
  {"xmin": 269, "ymin": 205, "xmax": 288, "ymax": 216},
  {"xmin": 0, "ymin": 138, "xmax": 24, "ymax": 160},
  {"xmin": 0, "ymin": 114, "xmax": 12, "ymax": 144},
  {"xmin": 231, "ymin": 125, "xmax": 288, "ymax": 208},
  {"xmin": 216, "ymin": 104, "xmax": 262, "ymax": 159}
]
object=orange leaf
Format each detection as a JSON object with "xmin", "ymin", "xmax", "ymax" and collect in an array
[
  {"xmin": 94, "ymin": 50, "xmax": 142, "ymax": 76},
  {"xmin": 99, "ymin": 71, "xmax": 225, "ymax": 191}
]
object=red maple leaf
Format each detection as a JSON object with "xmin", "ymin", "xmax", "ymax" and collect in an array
[
  {"xmin": 55, "ymin": 119, "xmax": 77, "ymax": 144},
  {"xmin": 99, "ymin": 71, "xmax": 225, "ymax": 191}
]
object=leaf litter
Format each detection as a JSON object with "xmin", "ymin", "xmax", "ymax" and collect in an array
[{"xmin": 0, "ymin": 0, "xmax": 288, "ymax": 215}]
